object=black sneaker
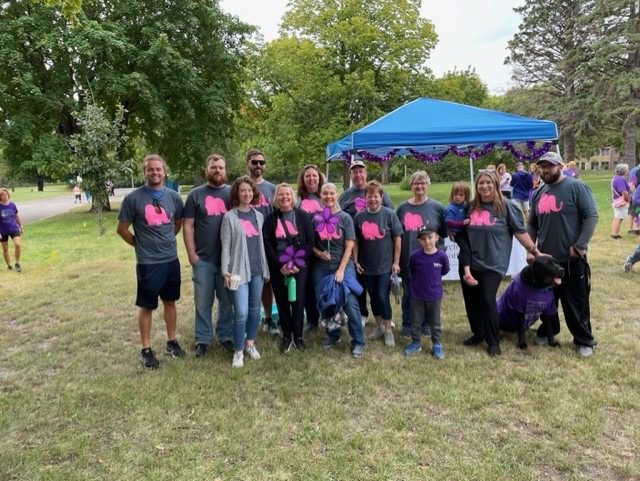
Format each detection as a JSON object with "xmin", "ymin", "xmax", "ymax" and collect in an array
[
  {"xmin": 487, "ymin": 344, "xmax": 502, "ymax": 357},
  {"xmin": 165, "ymin": 340, "xmax": 186, "ymax": 358},
  {"xmin": 6, "ymin": 264, "xmax": 12, "ymax": 271},
  {"xmin": 194, "ymin": 343, "xmax": 208, "ymax": 358},
  {"xmin": 219, "ymin": 340, "xmax": 234, "ymax": 353},
  {"xmin": 14, "ymin": 263, "xmax": 21, "ymax": 273},
  {"xmin": 463, "ymin": 335, "xmax": 483, "ymax": 346},
  {"xmin": 140, "ymin": 348, "xmax": 159, "ymax": 369},
  {"xmin": 279, "ymin": 337, "xmax": 293, "ymax": 354},
  {"xmin": 294, "ymin": 338, "xmax": 307, "ymax": 351}
]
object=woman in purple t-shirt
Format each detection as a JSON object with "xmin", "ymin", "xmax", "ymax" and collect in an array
[
  {"xmin": 610, "ymin": 163, "xmax": 630, "ymax": 240},
  {"xmin": 0, "ymin": 188, "xmax": 23, "ymax": 272}
]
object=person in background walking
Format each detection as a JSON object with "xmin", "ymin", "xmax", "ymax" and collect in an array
[{"xmin": 0, "ymin": 188, "xmax": 24, "ymax": 272}]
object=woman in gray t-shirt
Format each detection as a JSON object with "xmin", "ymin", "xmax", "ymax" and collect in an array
[{"xmin": 461, "ymin": 170, "xmax": 539, "ymax": 357}]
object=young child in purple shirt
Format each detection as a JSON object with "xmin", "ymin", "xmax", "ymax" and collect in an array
[{"xmin": 403, "ymin": 225, "xmax": 450, "ymax": 359}]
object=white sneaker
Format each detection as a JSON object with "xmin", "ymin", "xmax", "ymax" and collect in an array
[
  {"xmin": 577, "ymin": 345, "xmax": 594, "ymax": 358},
  {"xmin": 245, "ymin": 344, "xmax": 261, "ymax": 360},
  {"xmin": 624, "ymin": 256, "xmax": 633, "ymax": 273},
  {"xmin": 384, "ymin": 331, "xmax": 396, "ymax": 347},
  {"xmin": 232, "ymin": 351, "xmax": 244, "ymax": 368},
  {"xmin": 361, "ymin": 315, "xmax": 368, "ymax": 327}
]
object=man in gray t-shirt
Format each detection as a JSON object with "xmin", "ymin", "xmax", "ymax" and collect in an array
[
  {"xmin": 117, "ymin": 154, "xmax": 185, "ymax": 369},
  {"xmin": 245, "ymin": 148, "xmax": 278, "ymax": 333},
  {"xmin": 183, "ymin": 153, "xmax": 234, "ymax": 357},
  {"xmin": 338, "ymin": 161, "xmax": 393, "ymax": 322},
  {"xmin": 528, "ymin": 151, "xmax": 599, "ymax": 356}
]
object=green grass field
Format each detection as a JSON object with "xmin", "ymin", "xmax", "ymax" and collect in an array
[
  {"xmin": 1, "ymin": 172, "xmax": 638, "ymax": 481},
  {"xmin": 2, "ymin": 183, "xmax": 72, "ymax": 203}
]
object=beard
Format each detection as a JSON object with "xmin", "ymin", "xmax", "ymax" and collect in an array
[
  {"xmin": 207, "ymin": 172, "xmax": 227, "ymax": 186},
  {"xmin": 541, "ymin": 169, "xmax": 562, "ymax": 184}
]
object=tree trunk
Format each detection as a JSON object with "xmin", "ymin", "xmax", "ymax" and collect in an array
[
  {"xmin": 342, "ymin": 163, "xmax": 350, "ymax": 190},
  {"xmin": 37, "ymin": 177, "xmax": 44, "ymax": 192},
  {"xmin": 381, "ymin": 162, "xmax": 390, "ymax": 184},
  {"xmin": 561, "ymin": 129, "xmax": 576, "ymax": 162},
  {"xmin": 621, "ymin": 113, "xmax": 639, "ymax": 164}
]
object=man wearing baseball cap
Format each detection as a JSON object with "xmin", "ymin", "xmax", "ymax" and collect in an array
[
  {"xmin": 339, "ymin": 160, "xmax": 393, "ymax": 324},
  {"xmin": 528, "ymin": 151, "xmax": 599, "ymax": 357}
]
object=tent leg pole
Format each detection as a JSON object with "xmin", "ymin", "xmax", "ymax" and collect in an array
[{"xmin": 469, "ymin": 155, "xmax": 474, "ymax": 198}]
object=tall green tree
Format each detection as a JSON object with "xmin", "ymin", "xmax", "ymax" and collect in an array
[
  {"xmin": 587, "ymin": 0, "xmax": 640, "ymax": 164},
  {"xmin": 237, "ymin": 0, "xmax": 438, "ymax": 185},
  {"xmin": 505, "ymin": 0, "xmax": 596, "ymax": 161},
  {"xmin": 0, "ymin": 0, "xmax": 253, "ymax": 182}
]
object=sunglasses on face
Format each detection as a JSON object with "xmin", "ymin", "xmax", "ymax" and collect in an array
[
  {"xmin": 250, "ymin": 160, "xmax": 266, "ymax": 166},
  {"xmin": 152, "ymin": 198, "xmax": 162, "ymax": 214}
]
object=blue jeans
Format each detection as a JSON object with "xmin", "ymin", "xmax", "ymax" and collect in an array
[
  {"xmin": 230, "ymin": 275, "xmax": 264, "ymax": 351},
  {"xmin": 363, "ymin": 273, "xmax": 392, "ymax": 320},
  {"xmin": 312, "ymin": 263, "xmax": 364, "ymax": 347},
  {"xmin": 192, "ymin": 260, "xmax": 233, "ymax": 345}
]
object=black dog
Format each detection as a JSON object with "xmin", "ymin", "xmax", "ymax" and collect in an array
[{"xmin": 497, "ymin": 255, "xmax": 564, "ymax": 349}]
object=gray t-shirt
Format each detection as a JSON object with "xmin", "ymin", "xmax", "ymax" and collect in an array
[
  {"xmin": 355, "ymin": 207, "xmax": 403, "ymax": 275},
  {"xmin": 183, "ymin": 183, "xmax": 230, "ymax": 264},
  {"xmin": 314, "ymin": 210, "xmax": 355, "ymax": 271},
  {"xmin": 396, "ymin": 199, "xmax": 447, "ymax": 277},
  {"xmin": 254, "ymin": 179, "xmax": 276, "ymax": 218},
  {"xmin": 338, "ymin": 187, "xmax": 393, "ymax": 219},
  {"xmin": 118, "ymin": 186, "xmax": 184, "ymax": 264},
  {"xmin": 528, "ymin": 177, "xmax": 598, "ymax": 262},
  {"xmin": 237, "ymin": 209, "xmax": 262, "ymax": 276},
  {"xmin": 297, "ymin": 193, "xmax": 322, "ymax": 215},
  {"xmin": 467, "ymin": 200, "xmax": 525, "ymax": 275}
]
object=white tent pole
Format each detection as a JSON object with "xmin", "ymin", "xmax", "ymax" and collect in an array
[{"xmin": 469, "ymin": 154, "xmax": 474, "ymax": 198}]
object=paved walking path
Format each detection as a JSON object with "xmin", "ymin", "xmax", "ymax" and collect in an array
[{"xmin": 19, "ymin": 188, "xmax": 133, "ymax": 225}]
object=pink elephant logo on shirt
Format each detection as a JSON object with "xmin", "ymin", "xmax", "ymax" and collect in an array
[
  {"xmin": 403, "ymin": 212, "xmax": 423, "ymax": 231},
  {"xmin": 318, "ymin": 227, "xmax": 341, "ymax": 240},
  {"xmin": 144, "ymin": 204, "xmax": 171, "ymax": 226},
  {"xmin": 537, "ymin": 193, "xmax": 564, "ymax": 214},
  {"xmin": 300, "ymin": 198, "xmax": 322, "ymax": 214},
  {"xmin": 275, "ymin": 219, "xmax": 299, "ymax": 238},
  {"xmin": 354, "ymin": 197, "xmax": 366, "ymax": 212},
  {"xmin": 257, "ymin": 192, "xmax": 270, "ymax": 207},
  {"xmin": 205, "ymin": 196, "xmax": 227, "ymax": 216},
  {"xmin": 361, "ymin": 221, "xmax": 385, "ymax": 240},
  {"xmin": 468, "ymin": 209, "xmax": 495, "ymax": 226},
  {"xmin": 238, "ymin": 219, "xmax": 260, "ymax": 237}
]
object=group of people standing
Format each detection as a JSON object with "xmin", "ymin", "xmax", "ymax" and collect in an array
[{"xmin": 116, "ymin": 149, "xmax": 599, "ymax": 370}]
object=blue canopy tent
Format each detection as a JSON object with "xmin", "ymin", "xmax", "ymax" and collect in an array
[{"xmin": 326, "ymin": 97, "xmax": 558, "ymax": 183}]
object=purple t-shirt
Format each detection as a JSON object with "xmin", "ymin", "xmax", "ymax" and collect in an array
[
  {"xmin": 0, "ymin": 202, "xmax": 19, "ymax": 235},
  {"xmin": 497, "ymin": 273, "xmax": 557, "ymax": 331},
  {"xmin": 408, "ymin": 248, "xmax": 450, "ymax": 301},
  {"xmin": 611, "ymin": 175, "xmax": 629, "ymax": 201}
]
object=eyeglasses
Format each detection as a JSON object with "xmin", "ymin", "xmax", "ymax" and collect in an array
[
  {"xmin": 250, "ymin": 160, "xmax": 266, "ymax": 166},
  {"xmin": 152, "ymin": 198, "xmax": 162, "ymax": 214}
]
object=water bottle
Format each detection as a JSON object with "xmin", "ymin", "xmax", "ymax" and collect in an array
[{"xmin": 286, "ymin": 276, "xmax": 297, "ymax": 302}]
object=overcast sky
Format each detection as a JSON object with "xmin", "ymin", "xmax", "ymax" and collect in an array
[{"xmin": 219, "ymin": 0, "xmax": 524, "ymax": 95}]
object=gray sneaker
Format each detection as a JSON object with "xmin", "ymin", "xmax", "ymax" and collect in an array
[
  {"xmin": 624, "ymin": 256, "xmax": 633, "ymax": 273},
  {"xmin": 368, "ymin": 326, "xmax": 385, "ymax": 340},
  {"xmin": 384, "ymin": 331, "xmax": 395, "ymax": 347},
  {"xmin": 351, "ymin": 344, "xmax": 365, "ymax": 358},
  {"xmin": 577, "ymin": 345, "xmax": 594, "ymax": 358}
]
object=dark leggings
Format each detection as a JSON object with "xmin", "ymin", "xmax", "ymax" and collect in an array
[
  {"xmin": 459, "ymin": 268, "xmax": 503, "ymax": 347},
  {"xmin": 270, "ymin": 266, "xmax": 309, "ymax": 341}
]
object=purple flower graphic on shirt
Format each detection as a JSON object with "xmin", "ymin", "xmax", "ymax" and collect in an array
[{"xmin": 314, "ymin": 207, "xmax": 339, "ymax": 234}]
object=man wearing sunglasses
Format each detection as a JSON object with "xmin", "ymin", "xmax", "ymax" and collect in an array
[
  {"xmin": 245, "ymin": 148, "xmax": 278, "ymax": 334},
  {"xmin": 183, "ymin": 153, "xmax": 234, "ymax": 358},
  {"xmin": 117, "ymin": 154, "xmax": 185, "ymax": 369}
]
